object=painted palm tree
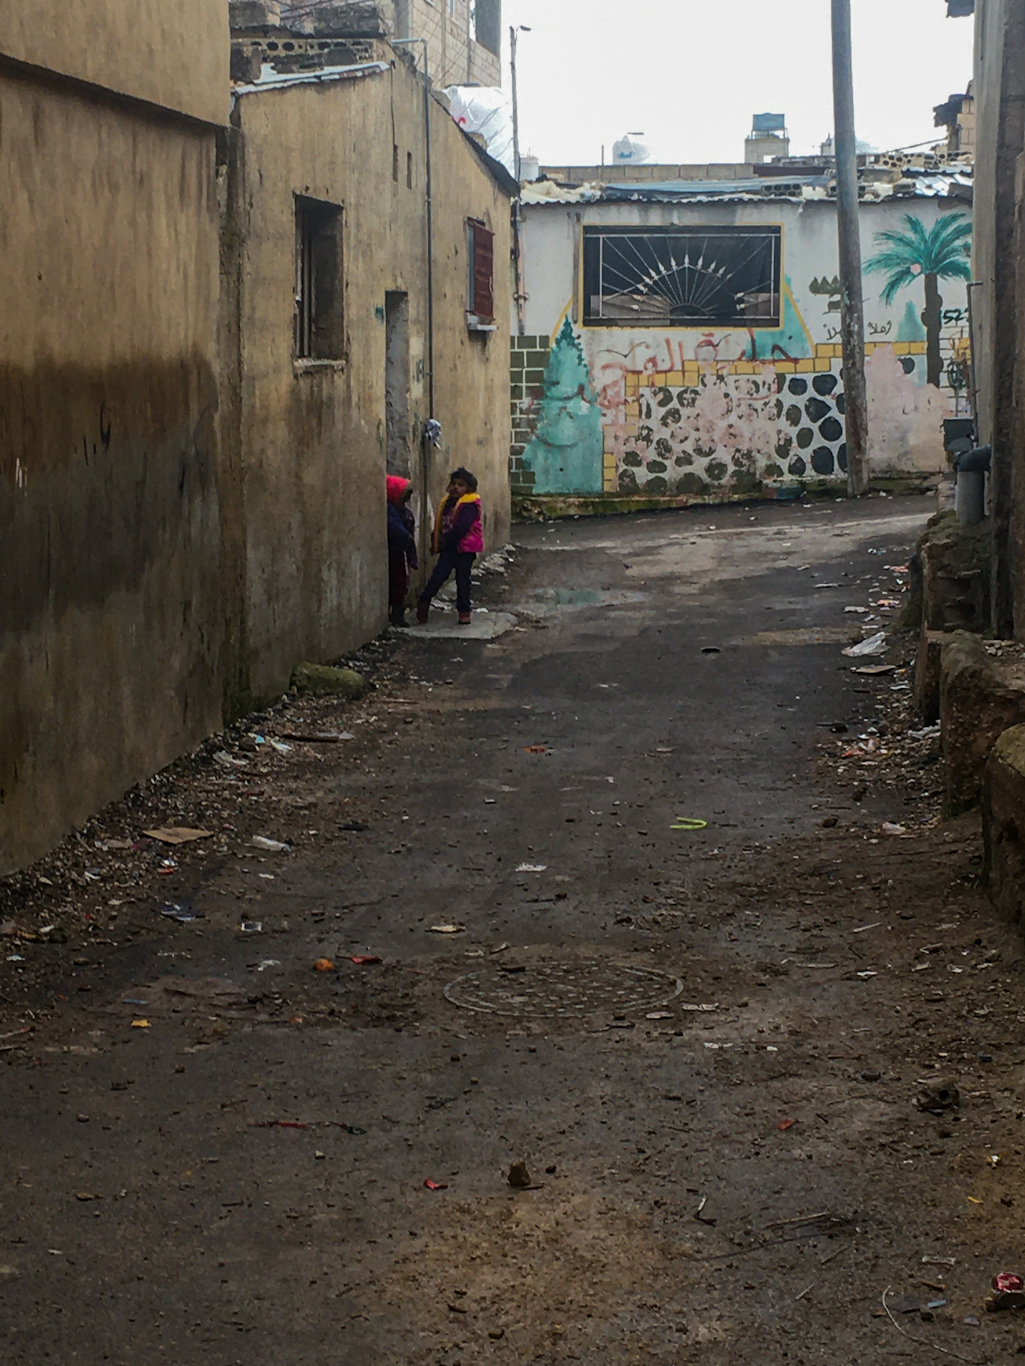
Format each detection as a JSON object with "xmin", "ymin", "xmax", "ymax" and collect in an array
[{"xmin": 865, "ymin": 213, "xmax": 972, "ymax": 387}]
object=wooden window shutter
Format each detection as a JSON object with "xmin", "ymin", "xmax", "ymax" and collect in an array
[{"xmin": 471, "ymin": 221, "xmax": 494, "ymax": 321}]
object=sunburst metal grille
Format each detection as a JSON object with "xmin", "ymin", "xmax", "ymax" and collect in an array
[{"xmin": 584, "ymin": 227, "xmax": 781, "ymax": 328}]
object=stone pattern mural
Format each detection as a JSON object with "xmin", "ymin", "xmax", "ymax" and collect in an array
[{"xmin": 613, "ymin": 366, "xmax": 849, "ymax": 495}]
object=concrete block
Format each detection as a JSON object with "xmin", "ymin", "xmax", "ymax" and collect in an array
[
  {"xmin": 229, "ymin": 0, "xmax": 282, "ymax": 28},
  {"xmin": 915, "ymin": 628, "xmax": 946, "ymax": 723},
  {"xmin": 983, "ymin": 724, "xmax": 1025, "ymax": 927},
  {"xmin": 940, "ymin": 632, "xmax": 1025, "ymax": 813},
  {"xmin": 919, "ymin": 511, "xmax": 989, "ymax": 633},
  {"xmin": 292, "ymin": 1, "xmax": 389, "ymax": 36},
  {"xmin": 290, "ymin": 662, "xmax": 371, "ymax": 699}
]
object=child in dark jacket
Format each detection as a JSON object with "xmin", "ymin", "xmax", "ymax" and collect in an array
[
  {"xmin": 416, "ymin": 467, "xmax": 484, "ymax": 625},
  {"xmin": 386, "ymin": 475, "xmax": 418, "ymax": 627}
]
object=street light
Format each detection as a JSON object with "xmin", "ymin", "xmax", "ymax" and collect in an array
[
  {"xmin": 510, "ymin": 23, "xmax": 531, "ymax": 183},
  {"xmin": 510, "ymin": 24, "xmax": 531, "ymax": 336}
]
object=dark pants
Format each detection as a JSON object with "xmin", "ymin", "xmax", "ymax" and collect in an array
[
  {"xmin": 420, "ymin": 550, "xmax": 475, "ymax": 613},
  {"xmin": 388, "ymin": 550, "xmax": 411, "ymax": 610}
]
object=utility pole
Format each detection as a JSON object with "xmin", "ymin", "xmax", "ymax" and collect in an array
[
  {"xmin": 831, "ymin": 0, "xmax": 869, "ymax": 496},
  {"xmin": 510, "ymin": 23, "xmax": 530, "ymax": 336}
]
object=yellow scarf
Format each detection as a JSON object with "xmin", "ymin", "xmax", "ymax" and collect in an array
[{"xmin": 433, "ymin": 493, "xmax": 480, "ymax": 549}]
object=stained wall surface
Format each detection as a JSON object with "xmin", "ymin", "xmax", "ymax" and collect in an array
[
  {"xmin": 511, "ymin": 198, "xmax": 972, "ymax": 503},
  {"xmin": 0, "ymin": 66, "xmax": 224, "ymax": 873},
  {"xmin": 0, "ymin": 0, "xmax": 228, "ymax": 123},
  {"xmin": 228, "ymin": 60, "xmax": 510, "ymax": 701}
]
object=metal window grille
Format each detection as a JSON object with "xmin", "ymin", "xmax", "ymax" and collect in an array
[
  {"xmin": 295, "ymin": 196, "xmax": 344, "ymax": 360},
  {"xmin": 582, "ymin": 226, "xmax": 782, "ymax": 328},
  {"xmin": 466, "ymin": 218, "xmax": 494, "ymax": 322}
]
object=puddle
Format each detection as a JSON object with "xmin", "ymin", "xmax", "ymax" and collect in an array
[
  {"xmin": 736, "ymin": 627, "xmax": 854, "ymax": 647},
  {"xmin": 514, "ymin": 588, "xmax": 646, "ymax": 616}
]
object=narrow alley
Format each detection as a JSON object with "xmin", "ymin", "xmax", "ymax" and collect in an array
[{"xmin": 2, "ymin": 497, "xmax": 1022, "ymax": 1364}]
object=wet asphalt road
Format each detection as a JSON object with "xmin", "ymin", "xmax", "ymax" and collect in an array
[{"xmin": 5, "ymin": 495, "xmax": 1022, "ymax": 1365}]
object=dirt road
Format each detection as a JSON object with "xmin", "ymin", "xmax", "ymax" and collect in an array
[{"xmin": 3, "ymin": 496, "xmax": 1024, "ymax": 1364}]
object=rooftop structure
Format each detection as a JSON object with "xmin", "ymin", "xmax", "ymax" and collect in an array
[
  {"xmin": 745, "ymin": 112, "xmax": 790, "ymax": 164},
  {"xmin": 229, "ymin": 0, "xmax": 501, "ymax": 87}
]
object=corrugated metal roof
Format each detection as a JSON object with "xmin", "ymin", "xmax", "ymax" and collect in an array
[
  {"xmin": 603, "ymin": 176, "xmax": 829, "ymax": 196},
  {"xmin": 522, "ymin": 169, "xmax": 972, "ymax": 208},
  {"xmin": 233, "ymin": 61, "xmax": 389, "ymax": 95}
]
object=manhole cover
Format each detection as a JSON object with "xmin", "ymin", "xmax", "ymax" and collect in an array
[{"xmin": 444, "ymin": 961, "xmax": 683, "ymax": 1018}]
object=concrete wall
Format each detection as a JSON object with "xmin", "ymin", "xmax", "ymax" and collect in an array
[
  {"xmin": 511, "ymin": 197, "xmax": 971, "ymax": 503},
  {"xmin": 396, "ymin": 0, "xmax": 501, "ymax": 86},
  {"xmin": 973, "ymin": 0, "xmax": 1025, "ymax": 632},
  {"xmin": 0, "ymin": 60, "xmax": 224, "ymax": 873},
  {"xmin": 0, "ymin": 0, "xmax": 228, "ymax": 124},
  {"xmin": 227, "ymin": 60, "xmax": 510, "ymax": 702}
]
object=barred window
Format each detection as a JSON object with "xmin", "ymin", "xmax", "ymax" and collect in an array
[{"xmin": 583, "ymin": 226, "xmax": 782, "ymax": 328}]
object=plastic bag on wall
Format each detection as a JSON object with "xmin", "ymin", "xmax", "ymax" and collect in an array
[{"xmin": 444, "ymin": 86, "xmax": 515, "ymax": 178}]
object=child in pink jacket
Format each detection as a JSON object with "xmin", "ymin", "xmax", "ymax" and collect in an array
[{"xmin": 416, "ymin": 467, "xmax": 483, "ymax": 625}]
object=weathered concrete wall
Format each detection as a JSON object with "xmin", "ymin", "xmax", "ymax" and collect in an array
[
  {"xmin": 0, "ymin": 0, "xmax": 228, "ymax": 124},
  {"xmin": 511, "ymin": 197, "xmax": 971, "ymax": 504},
  {"xmin": 0, "ymin": 66, "xmax": 224, "ymax": 873},
  {"xmin": 982, "ymin": 722, "xmax": 1025, "ymax": 926},
  {"xmin": 940, "ymin": 631, "xmax": 1025, "ymax": 812},
  {"xmin": 228, "ymin": 60, "xmax": 510, "ymax": 702},
  {"xmin": 973, "ymin": 0, "xmax": 1025, "ymax": 633}
]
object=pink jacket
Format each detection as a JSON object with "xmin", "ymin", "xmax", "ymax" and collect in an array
[{"xmin": 434, "ymin": 493, "xmax": 484, "ymax": 555}]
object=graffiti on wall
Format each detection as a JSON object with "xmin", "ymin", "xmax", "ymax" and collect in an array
[
  {"xmin": 510, "ymin": 210, "xmax": 973, "ymax": 500},
  {"xmin": 864, "ymin": 213, "xmax": 972, "ymax": 389}
]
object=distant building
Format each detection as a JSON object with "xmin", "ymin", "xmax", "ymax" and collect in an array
[
  {"xmin": 393, "ymin": 0, "xmax": 502, "ymax": 85},
  {"xmin": 934, "ymin": 84, "xmax": 976, "ymax": 157}
]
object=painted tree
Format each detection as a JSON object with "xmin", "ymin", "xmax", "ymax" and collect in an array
[{"xmin": 864, "ymin": 212, "xmax": 971, "ymax": 387}]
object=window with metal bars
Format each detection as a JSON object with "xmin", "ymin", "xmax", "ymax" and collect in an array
[
  {"xmin": 466, "ymin": 218, "xmax": 494, "ymax": 324},
  {"xmin": 582, "ymin": 225, "xmax": 782, "ymax": 328},
  {"xmin": 295, "ymin": 196, "xmax": 344, "ymax": 361}
]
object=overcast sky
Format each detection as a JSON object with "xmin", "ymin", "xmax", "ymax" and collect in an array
[{"xmin": 501, "ymin": 0, "xmax": 973, "ymax": 167}]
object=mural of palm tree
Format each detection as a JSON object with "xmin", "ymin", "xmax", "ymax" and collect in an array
[{"xmin": 864, "ymin": 213, "xmax": 972, "ymax": 387}]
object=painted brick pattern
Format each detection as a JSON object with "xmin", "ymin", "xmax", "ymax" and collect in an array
[{"xmin": 509, "ymin": 333, "xmax": 551, "ymax": 494}]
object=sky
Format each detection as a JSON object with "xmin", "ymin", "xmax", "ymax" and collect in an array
[{"xmin": 501, "ymin": 0, "xmax": 974, "ymax": 168}]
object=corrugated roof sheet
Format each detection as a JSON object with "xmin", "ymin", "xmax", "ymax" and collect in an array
[
  {"xmin": 233, "ymin": 60, "xmax": 389, "ymax": 95},
  {"xmin": 521, "ymin": 167, "xmax": 973, "ymax": 208}
]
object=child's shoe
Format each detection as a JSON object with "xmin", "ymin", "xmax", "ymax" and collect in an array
[
  {"xmin": 458, "ymin": 612, "xmax": 472, "ymax": 625},
  {"xmin": 416, "ymin": 601, "xmax": 430, "ymax": 624},
  {"xmin": 389, "ymin": 607, "xmax": 408, "ymax": 628}
]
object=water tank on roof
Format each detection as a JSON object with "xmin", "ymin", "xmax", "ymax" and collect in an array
[{"xmin": 612, "ymin": 133, "xmax": 651, "ymax": 165}]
